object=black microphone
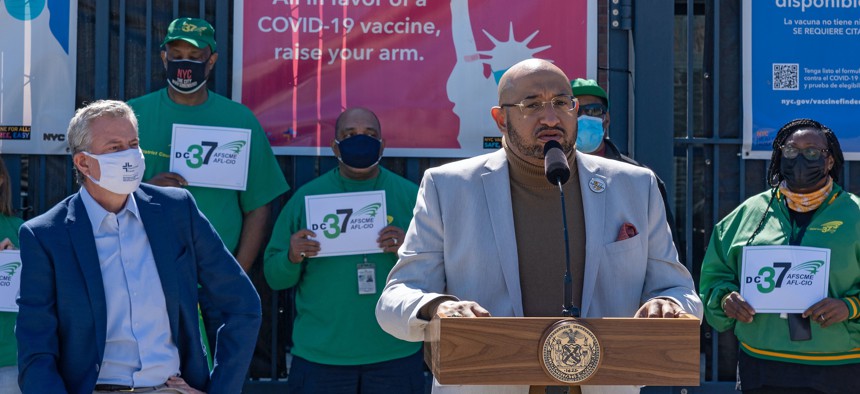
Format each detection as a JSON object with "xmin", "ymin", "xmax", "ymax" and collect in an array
[
  {"xmin": 543, "ymin": 140, "xmax": 571, "ymax": 185},
  {"xmin": 543, "ymin": 140, "xmax": 579, "ymax": 318}
]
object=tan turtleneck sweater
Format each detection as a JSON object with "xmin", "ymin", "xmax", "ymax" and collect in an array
[{"xmin": 505, "ymin": 144, "xmax": 586, "ymax": 318}]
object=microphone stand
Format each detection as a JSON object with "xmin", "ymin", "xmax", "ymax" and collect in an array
[{"xmin": 556, "ymin": 177, "xmax": 580, "ymax": 318}]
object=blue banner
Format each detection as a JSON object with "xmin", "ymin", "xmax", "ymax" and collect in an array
[
  {"xmin": 0, "ymin": 0, "xmax": 77, "ymax": 154},
  {"xmin": 743, "ymin": 0, "xmax": 860, "ymax": 159}
]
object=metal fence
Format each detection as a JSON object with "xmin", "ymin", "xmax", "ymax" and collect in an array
[
  {"xmin": 675, "ymin": 1, "xmax": 860, "ymax": 392},
  {"xmin": 10, "ymin": 0, "xmax": 858, "ymax": 392}
]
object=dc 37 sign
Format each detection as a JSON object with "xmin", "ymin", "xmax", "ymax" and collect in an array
[
  {"xmin": 740, "ymin": 246, "xmax": 830, "ymax": 313},
  {"xmin": 305, "ymin": 190, "xmax": 388, "ymax": 257},
  {"xmin": 169, "ymin": 124, "xmax": 252, "ymax": 191}
]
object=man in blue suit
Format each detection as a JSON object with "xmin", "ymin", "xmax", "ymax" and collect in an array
[{"xmin": 16, "ymin": 100, "xmax": 261, "ymax": 393}]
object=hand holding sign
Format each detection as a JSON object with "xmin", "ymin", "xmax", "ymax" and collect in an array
[
  {"xmin": 376, "ymin": 225, "xmax": 405, "ymax": 254},
  {"xmin": 288, "ymin": 229, "xmax": 320, "ymax": 263},
  {"xmin": 147, "ymin": 172, "xmax": 188, "ymax": 188},
  {"xmin": 803, "ymin": 297, "xmax": 850, "ymax": 328},
  {"xmin": 721, "ymin": 291, "xmax": 756, "ymax": 323}
]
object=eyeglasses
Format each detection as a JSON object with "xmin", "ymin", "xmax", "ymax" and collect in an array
[
  {"xmin": 578, "ymin": 103, "xmax": 607, "ymax": 117},
  {"xmin": 781, "ymin": 145, "xmax": 829, "ymax": 160},
  {"xmin": 500, "ymin": 95, "xmax": 578, "ymax": 117}
]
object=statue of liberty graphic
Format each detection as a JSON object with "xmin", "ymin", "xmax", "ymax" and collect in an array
[{"xmin": 447, "ymin": 0, "xmax": 551, "ymax": 150}]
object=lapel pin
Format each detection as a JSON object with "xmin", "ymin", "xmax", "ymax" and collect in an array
[{"xmin": 588, "ymin": 178, "xmax": 606, "ymax": 193}]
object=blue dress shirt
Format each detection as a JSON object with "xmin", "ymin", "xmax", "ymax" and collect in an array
[{"xmin": 79, "ymin": 187, "xmax": 180, "ymax": 387}]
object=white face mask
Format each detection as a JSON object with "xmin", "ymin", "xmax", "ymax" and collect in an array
[{"xmin": 83, "ymin": 148, "xmax": 146, "ymax": 195}]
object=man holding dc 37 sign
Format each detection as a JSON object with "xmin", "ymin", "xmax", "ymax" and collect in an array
[{"xmin": 264, "ymin": 108, "xmax": 425, "ymax": 394}]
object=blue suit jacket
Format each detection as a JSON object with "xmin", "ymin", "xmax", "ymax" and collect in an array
[{"xmin": 16, "ymin": 184, "xmax": 261, "ymax": 394}]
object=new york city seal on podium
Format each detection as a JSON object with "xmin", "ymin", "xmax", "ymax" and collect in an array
[{"xmin": 539, "ymin": 320, "xmax": 602, "ymax": 384}]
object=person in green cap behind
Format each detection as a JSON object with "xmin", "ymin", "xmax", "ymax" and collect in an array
[
  {"xmin": 571, "ymin": 78, "xmax": 676, "ymax": 243},
  {"xmin": 129, "ymin": 17, "xmax": 289, "ymax": 274},
  {"xmin": 570, "ymin": 78, "xmax": 613, "ymax": 156},
  {"xmin": 128, "ymin": 17, "xmax": 289, "ymax": 369}
]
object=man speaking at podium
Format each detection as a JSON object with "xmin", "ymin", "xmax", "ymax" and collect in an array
[{"xmin": 376, "ymin": 59, "xmax": 702, "ymax": 394}]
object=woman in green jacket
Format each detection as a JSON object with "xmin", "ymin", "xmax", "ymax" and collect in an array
[{"xmin": 700, "ymin": 119, "xmax": 860, "ymax": 393}]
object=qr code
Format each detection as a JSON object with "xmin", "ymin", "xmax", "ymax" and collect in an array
[{"xmin": 773, "ymin": 63, "xmax": 799, "ymax": 90}]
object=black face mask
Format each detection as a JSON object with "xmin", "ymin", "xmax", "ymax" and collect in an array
[
  {"xmin": 780, "ymin": 155, "xmax": 828, "ymax": 190},
  {"xmin": 166, "ymin": 58, "xmax": 209, "ymax": 94},
  {"xmin": 336, "ymin": 135, "xmax": 382, "ymax": 169}
]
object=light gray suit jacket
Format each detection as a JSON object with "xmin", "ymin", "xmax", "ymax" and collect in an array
[{"xmin": 376, "ymin": 149, "xmax": 702, "ymax": 394}]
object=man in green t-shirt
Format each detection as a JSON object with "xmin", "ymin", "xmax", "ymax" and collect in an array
[
  {"xmin": 264, "ymin": 108, "xmax": 424, "ymax": 393},
  {"xmin": 128, "ymin": 17, "xmax": 289, "ymax": 272}
]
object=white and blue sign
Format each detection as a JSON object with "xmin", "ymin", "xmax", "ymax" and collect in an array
[
  {"xmin": 305, "ymin": 191, "xmax": 388, "ymax": 258},
  {"xmin": 743, "ymin": 1, "xmax": 860, "ymax": 159},
  {"xmin": 740, "ymin": 245, "xmax": 830, "ymax": 313},
  {"xmin": 0, "ymin": 251, "xmax": 22, "ymax": 312}
]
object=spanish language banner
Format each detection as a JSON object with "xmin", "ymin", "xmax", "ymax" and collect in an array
[
  {"xmin": 0, "ymin": 0, "xmax": 77, "ymax": 155},
  {"xmin": 233, "ymin": 0, "xmax": 596, "ymax": 157},
  {"xmin": 743, "ymin": 0, "xmax": 860, "ymax": 159}
]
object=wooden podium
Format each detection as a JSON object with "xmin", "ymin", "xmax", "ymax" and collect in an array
[{"xmin": 425, "ymin": 315, "xmax": 700, "ymax": 386}]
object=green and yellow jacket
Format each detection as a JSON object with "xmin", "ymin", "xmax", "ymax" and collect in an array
[{"xmin": 700, "ymin": 184, "xmax": 860, "ymax": 365}]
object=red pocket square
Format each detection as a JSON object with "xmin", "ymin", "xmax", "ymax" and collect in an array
[{"xmin": 617, "ymin": 222, "xmax": 638, "ymax": 241}]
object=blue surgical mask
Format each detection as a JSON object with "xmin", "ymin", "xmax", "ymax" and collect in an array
[
  {"xmin": 576, "ymin": 115, "xmax": 605, "ymax": 153},
  {"xmin": 335, "ymin": 134, "xmax": 382, "ymax": 169}
]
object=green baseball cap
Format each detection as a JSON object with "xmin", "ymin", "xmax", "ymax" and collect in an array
[
  {"xmin": 162, "ymin": 17, "xmax": 216, "ymax": 52},
  {"xmin": 571, "ymin": 78, "xmax": 609, "ymax": 108}
]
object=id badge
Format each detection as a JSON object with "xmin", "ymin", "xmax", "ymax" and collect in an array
[{"xmin": 357, "ymin": 261, "xmax": 376, "ymax": 295}]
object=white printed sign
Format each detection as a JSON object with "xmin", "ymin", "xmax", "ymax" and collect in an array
[
  {"xmin": 305, "ymin": 191, "xmax": 387, "ymax": 257},
  {"xmin": 740, "ymin": 246, "xmax": 830, "ymax": 313},
  {"xmin": 0, "ymin": 250, "xmax": 22, "ymax": 312},
  {"xmin": 169, "ymin": 124, "xmax": 252, "ymax": 190}
]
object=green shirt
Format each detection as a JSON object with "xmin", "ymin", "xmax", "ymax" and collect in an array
[
  {"xmin": 700, "ymin": 185, "xmax": 860, "ymax": 365},
  {"xmin": 264, "ymin": 167, "xmax": 420, "ymax": 365},
  {"xmin": 128, "ymin": 89, "xmax": 289, "ymax": 252},
  {"xmin": 0, "ymin": 214, "xmax": 23, "ymax": 367}
]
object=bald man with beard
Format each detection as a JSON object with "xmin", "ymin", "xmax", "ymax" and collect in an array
[{"xmin": 376, "ymin": 59, "xmax": 702, "ymax": 394}]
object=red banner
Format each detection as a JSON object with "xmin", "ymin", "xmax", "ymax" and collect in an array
[{"xmin": 233, "ymin": 0, "xmax": 595, "ymax": 157}]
